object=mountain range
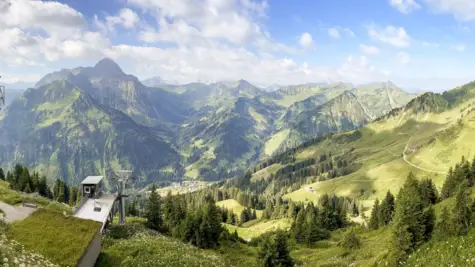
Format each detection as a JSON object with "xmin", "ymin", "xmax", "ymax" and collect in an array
[{"xmin": 0, "ymin": 58, "xmax": 418, "ymax": 186}]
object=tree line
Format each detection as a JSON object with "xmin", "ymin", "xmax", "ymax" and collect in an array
[
  {"xmin": 1, "ymin": 164, "xmax": 81, "ymax": 206},
  {"xmin": 144, "ymin": 184, "xmax": 237, "ymax": 249},
  {"xmin": 365, "ymin": 154, "xmax": 475, "ymax": 265}
]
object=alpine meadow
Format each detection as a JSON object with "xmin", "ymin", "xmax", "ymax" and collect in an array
[{"xmin": 3, "ymin": 0, "xmax": 475, "ymax": 267}]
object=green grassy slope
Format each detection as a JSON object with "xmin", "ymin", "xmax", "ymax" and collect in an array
[
  {"xmin": 223, "ymin": 218, "xmax": 292, "ymax": 241},
  {"xmin": 241, "ymin": 83, "xmax": 475, "ymax": 214},
  {"xmin": 8, "ymin": 209, "xmax": 102, "ymax": 267},
  {"xmin": 216, "ymin": 199, "xmax": 264, "ymax": 218},
  {"xmin": 263, "ymin": 82, "xmax": 416, "ymax": 157}
]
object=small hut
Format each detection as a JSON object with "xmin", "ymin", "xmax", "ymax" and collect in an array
[{"xmin": 81, "ymin": 176, "xmax": 104, "ymax": 198}]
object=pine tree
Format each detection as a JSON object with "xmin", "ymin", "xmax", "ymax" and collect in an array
[
  {"xmin": 292, "ymin": 209, "xmax": 306, "ymax": 243},
  {"xmin": 378, "ymin": 191, "xmax": 395, "ymax": 227},
  {"xmin": 305, "ymin": 211, "xmax": 330, "ymax": 245},
  {"xmin": 287, "ymin": 201, "xmax": 297, "ymax": 218},
  {"xmin": 273, "ymin": 230, "xmax": 294, "ymax": 267},
  {"xmin": 6, "ymin": 171, "xmax": 13, "ymax": 184},
  {"xmin": 163, "ymin": 191, "xmax": 175, "ymax": 231},
  {"xmin": 240, "ymin": 209, "xmax": 249, "ymax": 224},
  {"xmin": 351, "ymin": 201, "xmax": 359, "ymax": 217},
  {"xmin": 19, "ymin": 167, "xmax": 30, "ymax": 192},
  {"xmin": 263, "ymin": 199, "xmax": 273, "ymax": 219},
  {"xmin": 434, "ymin": 206, "xmax": 455, "ymax": 240},
  {"xmin": 0, "ymin": 168, "xmax": 4, "ymax": 181},
  {"xmin": 146, "ymin": 184, "xmax": 163, "ymax": 231},
  {"xmin": 419, "ymin": 179, "xmax": 438, "ymax": 206},
  {"xmin": 69, "ymin": 187, "xmax": 78, "ymax": 206},
  {"xmin": 452, "ymin": 180, "xmax": 471, "ymax": 235},
  {"xmin": 390, "ymin": 173, "xmax": 434, "ymax": 264},
  {"xmin": 258, "ymin": 230, "xmax": 294, "ymax": 267},
  {"xmin": 369, "ymin": 199, "xmax": 380, "ymax": 229},
  {"xmin": 198, "ymin": 195, "xmax": 222, "ymax": 248},
  {"xmin": 227, "ymin": 212, "xmax": 237, "ymax": 225}
]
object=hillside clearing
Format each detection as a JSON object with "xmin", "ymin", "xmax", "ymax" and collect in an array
[
  {"xmin": 223, "ymin": 218, "xmax": 292, "ymax": 241},
  {"xmin": 216, "ymin": 199, "xmax": 263, "ymax": 219}
]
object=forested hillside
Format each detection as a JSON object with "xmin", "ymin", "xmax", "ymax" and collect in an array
[{"xmin": 0, "ymin": 59, "xmax": 416, "ymax": 184}]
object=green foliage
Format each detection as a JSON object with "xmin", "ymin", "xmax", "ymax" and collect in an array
[
  {"xmin": 258, "ymin": 230, "xmax": 294, "ymax": 267},
  {"xmin": 404, "ymin": 227, "xmax": 475, "ymax": 267},
  {"xmin": 441, "ymin": 156, "xmax": 473, "ymax": 199},
  {"xmin": 434, "ymin": 206, "xmax": 455, "ymax": 240},
  {"xmin": 369, "ymin": 198, "xmax": 380, "ymax": 229},
  {"xmin": 97, "ymin": 232, "xmax": 228, "ymax": 267},
  {"xmin": 338, "ymin": 228, "xmax": 362, "ymax": 250},
  {"xmin": 8, "ymin": 209, "xmax": 101, "ymax": 267},
  {"xmin": 378, "ymin": 191, "xmax": 395, "ymax": 227},
  {"xmin": 146, "ymin": 184, "xmax": 163, "ymax": 231},
  {"xmin": 452, "ymin": 180, "xmax": 472, "ymax": 235},
  {"xmin": 0, "ymin": 230, "xmax": 59, "ymax": 267},
  {"xmin": 289, "ymin": 195, "xmax": 347, "ymax": 246},
  {"xmin": 389, "ymin": 173, "xmax": 436, "ymax": 264}
]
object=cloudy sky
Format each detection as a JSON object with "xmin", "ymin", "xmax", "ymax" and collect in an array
[{"xmin": 1, "ymin": 0, "xmax": 475, "ymax": 91}]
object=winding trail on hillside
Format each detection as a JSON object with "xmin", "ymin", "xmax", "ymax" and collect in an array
[
  {"xmin": 0, "ymin": 201, "xmax": 36, "ymax": 223},
  {"xmin": 401, "ymin": 135, "xmax": 448, "ymax": 174}
]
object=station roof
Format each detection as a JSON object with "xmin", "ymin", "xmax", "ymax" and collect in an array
[{"xmin": 81, "ymin": 176, "xmax": 103, "ymax": 185}]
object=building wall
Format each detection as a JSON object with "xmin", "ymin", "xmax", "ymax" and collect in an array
[{"xmin": 77, "ymin": 230, "xmax": 102, "ymax": 267}]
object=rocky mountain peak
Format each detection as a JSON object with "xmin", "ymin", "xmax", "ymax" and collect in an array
[{"xmin": 92, "ymin": 58, "xmax": 125, "ymax": 77}]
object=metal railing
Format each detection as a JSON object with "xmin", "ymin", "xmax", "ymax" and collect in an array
[{"xmin": 73, "ymin": 193, "xmax": 90, "ymax": 214}]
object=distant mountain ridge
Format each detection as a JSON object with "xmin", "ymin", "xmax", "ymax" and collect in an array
[{"xmin": 0, "ymin": 58, "xmax": 418, "ymax": 184}]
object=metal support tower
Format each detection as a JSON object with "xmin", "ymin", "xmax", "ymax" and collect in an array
[
  {"xmin": 0, "ymin": 76, "xmax": 5, "ymax": 111},
  {"xmin": 108, "ymin": 169, "xmax": 132, "ymax": 224}
]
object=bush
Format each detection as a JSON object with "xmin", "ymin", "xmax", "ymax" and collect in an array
[
  {"xmin": 107, "ymin": 223, "xmax": 151, "ymax": 239},
  {"xmin": 338, "ymin": 228, "xmax": 361, "ymax": 250}
]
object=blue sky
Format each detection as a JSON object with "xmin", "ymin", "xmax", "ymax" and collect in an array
[{"xmin": 2, "ymin": 0, "xmax": 475, "ymax": 92}]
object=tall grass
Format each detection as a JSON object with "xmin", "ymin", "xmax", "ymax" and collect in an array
[{"xmin": 8, "ymin": 209, "xmax": 101, "ymax": 266}]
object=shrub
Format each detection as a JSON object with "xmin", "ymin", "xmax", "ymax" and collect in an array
[{"xmin": 338, "ymin": 228, "xmax": 362, "ymax": 250}]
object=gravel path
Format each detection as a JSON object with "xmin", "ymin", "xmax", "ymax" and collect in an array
[{"xmin": 0, "ymin": 201, "xmax": 36, "ymax": 223}]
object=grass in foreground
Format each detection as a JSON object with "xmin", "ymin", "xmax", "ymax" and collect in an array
[
  {"xmin": 8, "ymin": 209, "xmax": 102, "ymax": 267},
  {"xmin": 1, "ymin": 221, "xmax": 59, "ymax": 267},
  {"xmin": 404, "ymin": 227, "xmax": 475, "ymax": 266},
  {"xmin": 97, "ymin": 223, "xmax": 228, "ymax": 267}
]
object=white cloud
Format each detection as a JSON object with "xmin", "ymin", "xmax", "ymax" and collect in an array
[
  {"xmin": 389, "ymin": 0, "xmax": 421, "ymax": 14},
  {"xmin": 129, "ymin": 0, "xmax": 266, "ymax": 45},
  {"xmin": 299, "ymin": 32, "xmax": 314, "ymax": 49},
  {"xmin": 422, "ymin": 41, "xmax": 440, "ymax": 47},
  {"xmin": 422, "ymin": 0, "xmax": 475, "ymax": 21},
  {"xmin": 328, "ymin": 28, "xmax": 340, "ymax": 39},
  {"xmin": 453, "ymin": 44, "xmax": 466, "ymax": 52},
  {"xmin": 0, "ymin": 0, "xmax": 85, "ymax": 38},
  {"xmin": 101, "ymin": 8, "xmax": 140, "ymax": 32},
  {"xmin": 368, "ymin": 25, "xmax": 411, "ymax": 48},
  {"xmin": 327, "ymin": 26, "xmax": 354, "ymax": 39},
  {"xmin": 0, "ymin": 73, "xmax": 41, "ymax": 84},
  {"xmin": 0, "ymin": 0, "xmax": 391, "ymax": 88},
  {"xmin": 360, "ymin": 44, "xmax": 380, "ymax": 55},
  {"xmin": 396, "ymin": 52, "xmax": 412, "ymax": 64}
]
